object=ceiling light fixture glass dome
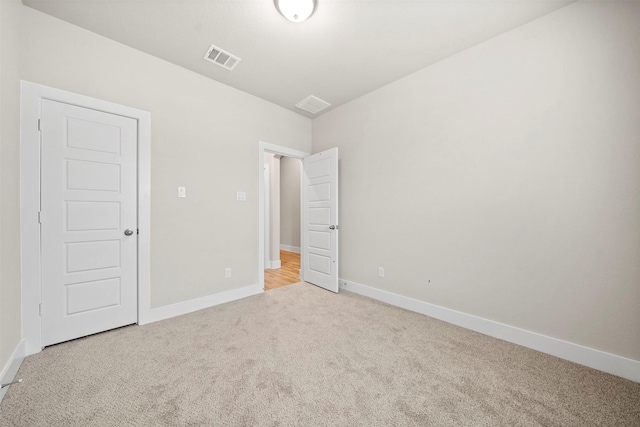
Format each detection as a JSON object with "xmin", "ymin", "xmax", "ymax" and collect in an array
[{"xmin": 275, "ymin": 0, "xmax": 316, "ymax": 23}]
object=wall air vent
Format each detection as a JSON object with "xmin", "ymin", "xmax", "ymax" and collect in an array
[
  {"xmin": 204, "ymin": 44, "xmax": 241, "ymax": 71},
  {"xmin": 296, "ymin": 95, "xmax": 331, "ymax": 115}
]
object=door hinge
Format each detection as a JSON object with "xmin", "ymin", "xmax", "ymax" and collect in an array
[
  {"xmin": 38, "ymin": 211, "xmax": 42, "ymax": 224},
  {"xmin": 39, "ymin": 303, "xmax": 43, "ymax": 317},
  {"xmin": 38, "ymin": 119, "xmax": 41, "ymax": 131}
]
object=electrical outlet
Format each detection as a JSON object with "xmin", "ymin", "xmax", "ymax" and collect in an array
[
  {"xmin": 378, "ymin": 267, "xmax": 384, "ymax": 278},
  {"xmin": 225, "ymin": 267, "xmax": 232, "ymax": 278},
  {"xmin": 177, "ymin": 186, "xmax": 186, "ymax": 198}
]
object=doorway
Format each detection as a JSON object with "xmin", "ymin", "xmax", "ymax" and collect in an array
[
  {"xmin": 264, "ymin": 153, "xmax": 302, "ymax": 290},
  {"xmin": 258, "ymin": 141, "xmax": 340, "ymax": 293},
  {"xmin": 258, "ymin": 142, "xmax": 309, "ymax": 291}
]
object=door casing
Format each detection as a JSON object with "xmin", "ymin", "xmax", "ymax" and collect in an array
[
  {"xmin": 20, "ymin": 81, "xmax": 151, "ymax": 355},
  {"xmin": 258, "ymin": 141, "xmax": 310, "ymax": 290}
]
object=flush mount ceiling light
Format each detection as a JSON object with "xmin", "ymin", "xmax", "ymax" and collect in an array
[{"xmin": 275, "ymin": 0, "xmax": 316, "ymax": 23}]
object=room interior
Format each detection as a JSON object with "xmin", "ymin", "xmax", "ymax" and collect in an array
[{"xmin": 1, "ymin": 0, "xmax": 639, "ymax": 424}]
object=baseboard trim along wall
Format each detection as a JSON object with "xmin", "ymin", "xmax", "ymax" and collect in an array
[
  {"xmin": 0, "ymin": 340, "xmax": 26, "ymax": 403},
  {"xmin": 269, "ymin": 260, "xmax": 282, "ymax": 269},
  {"xmin": 280, "ymin": 245, "xmax": 301, "ymax": 253},
  {"xmin": 265, "ymin": 260, "xmax": 282, "ymax": 269},
  {"xmin": 340, "ymin": 279, "xmax": 640, "ymax": 383},
  {"xmin": 140, "ymin": 283, "xmax": 263, "ymax": 325}
]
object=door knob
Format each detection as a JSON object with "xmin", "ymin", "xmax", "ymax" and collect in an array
[
  {"xmin": 124, "ymin": 229, "xmax": 134, "ymax": 236},
  {"xmin": 329, "ymin": 225, "xmax": 339, "ymax": 230}
]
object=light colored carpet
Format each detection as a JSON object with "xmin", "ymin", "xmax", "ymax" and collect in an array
[{"xmin": 1, "ymin": 282, "xmax": 638, "ymax": 426}]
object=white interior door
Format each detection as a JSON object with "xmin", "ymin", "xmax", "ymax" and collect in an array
[
  {"xmin": 302, "ymin": 148, "xmax": 339, "ymax": 292},
  {"xmin": 40, "ymin": 99, "xmax": 138, "ymax": 347}
]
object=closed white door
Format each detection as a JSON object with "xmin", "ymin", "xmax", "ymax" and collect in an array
[
  {"xmin": 40, "ymin": 99, "xmax": 138, "ymax": 347},
  {"xmin": 302, "ymin": 148, "xmax": 339, "ymax": 292}
]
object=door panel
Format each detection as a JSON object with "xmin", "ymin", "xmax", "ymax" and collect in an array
[
  {"xmin": 66, "ymin": 159, "xmax": 121, "ymax": 191},
  {"xmin": 302, "ymin": 148, "xmax": 339, "ymax": 292},
  {"xmin": 66, "ymin": 201, "xmax": 121, "ymax": 231},
  {"xmin": 65, "ymin": 240, "xmax": 121, "ymax": 272},
  {"xmin": 41, "ymin": 99, "xmax": 138, "ymax": 347},
  {"xmin": 66, "ymin": 278, "xmax": 121, "ymax": 315}
]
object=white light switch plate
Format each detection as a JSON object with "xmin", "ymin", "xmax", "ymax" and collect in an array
[
  {"xmin": 237, "ymin": 191, "xmax": 246, "ymax": 201},
  {"xmin": 178, "ymin": 186, "xmax": 186, "ymax": 198}
]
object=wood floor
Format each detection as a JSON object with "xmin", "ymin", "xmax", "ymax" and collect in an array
[{"xmin": 264, "ymin": 250, "xmax": 301, "ymax": 291}]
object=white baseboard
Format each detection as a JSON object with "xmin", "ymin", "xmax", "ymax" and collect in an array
[
  {"xmin": 272, "ymin": 260, "xmax": 282, "ymax": 269},
  {"xmin": 265, "ymin": 260, "xmax": 282, "ymax": 269},
  {"xmin": 0, "ymin": 339, "xmax": 26, "ymax": 403},
  {"xmin": 280, "ymin": 245, "xmax": 301, "ymax": 254},
  {"xmin": 140, "ymin": 283, "xmax": 263, "ymax": 325},
  {"xmin": 340, "ymin": 279, "xmax": 640, "ymax": 383}
]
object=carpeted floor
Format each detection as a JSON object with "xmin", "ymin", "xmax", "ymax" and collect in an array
[{"xmin": 1, "ymin": 282, "xmax": 639, "ymax": 426}]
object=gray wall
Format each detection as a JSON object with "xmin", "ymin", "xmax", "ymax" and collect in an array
[
  {"xmin": 313, "ymin": 1, "xmax": 640, "ymax": 361},
  {"xmin": 19, "ymin": 5, "xmax": 311, "ymax": 310},
  {"xmin": 280, "ymin": 157, "xmax": 301, "ymax": 251},
  {"xmin": 0, "ymin": 0, "xmax": 23, "ymax": 376}
]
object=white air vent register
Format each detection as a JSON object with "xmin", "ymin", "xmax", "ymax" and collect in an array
[
  {"xmin": 296, "ymin": 95, "xmax": 331, "ymax": 115},
  {"xmin": 204, "ymin": 44, "xmax": 241, "ymax": 71}
]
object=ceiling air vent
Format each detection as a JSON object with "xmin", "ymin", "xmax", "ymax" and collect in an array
[
  {"xmin": 204, "ymin": 44, "xmax": 241, "ymax": 71},
  {"xmin": 296, "ymin": 95, "xmax": 331, "ymax": 115}
]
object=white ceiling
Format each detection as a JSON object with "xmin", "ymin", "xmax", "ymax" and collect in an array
[{"xmin": 23, "ymin": 0, "xmax": 574, "ymax": 117}]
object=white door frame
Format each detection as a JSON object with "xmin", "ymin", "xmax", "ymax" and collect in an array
[
  {"xmin": 258, "ymin": 141, "xmax": 309, "ymax": 290},
  {"xmin": 20, "ymin": 81, "xmax": 151, "ymax": 355},
  {"xmin": 264, "ymin": 163, "xmax": 271, "ymax": 268}
]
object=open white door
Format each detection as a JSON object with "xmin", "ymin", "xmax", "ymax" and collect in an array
[
  {"xmin": 302, "ymin": 148, "xmax": 339, "ymax": 292},
  {"xmin": 40, "ymin": 99, "xmax": 138, "ymax": 346}
]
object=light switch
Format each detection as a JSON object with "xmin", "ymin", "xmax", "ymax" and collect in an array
[
  {"xmin": 178, "ymin": 186, "xmax": 186, "ymax": 198},
  {"xmin": 237, "ymin": 191, "xmax": 246, "ymax": 201}
]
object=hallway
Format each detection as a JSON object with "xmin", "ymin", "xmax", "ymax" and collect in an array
[{"xmin": 264, "ymin": 250, "xmax": 300, "ymax": 291}]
